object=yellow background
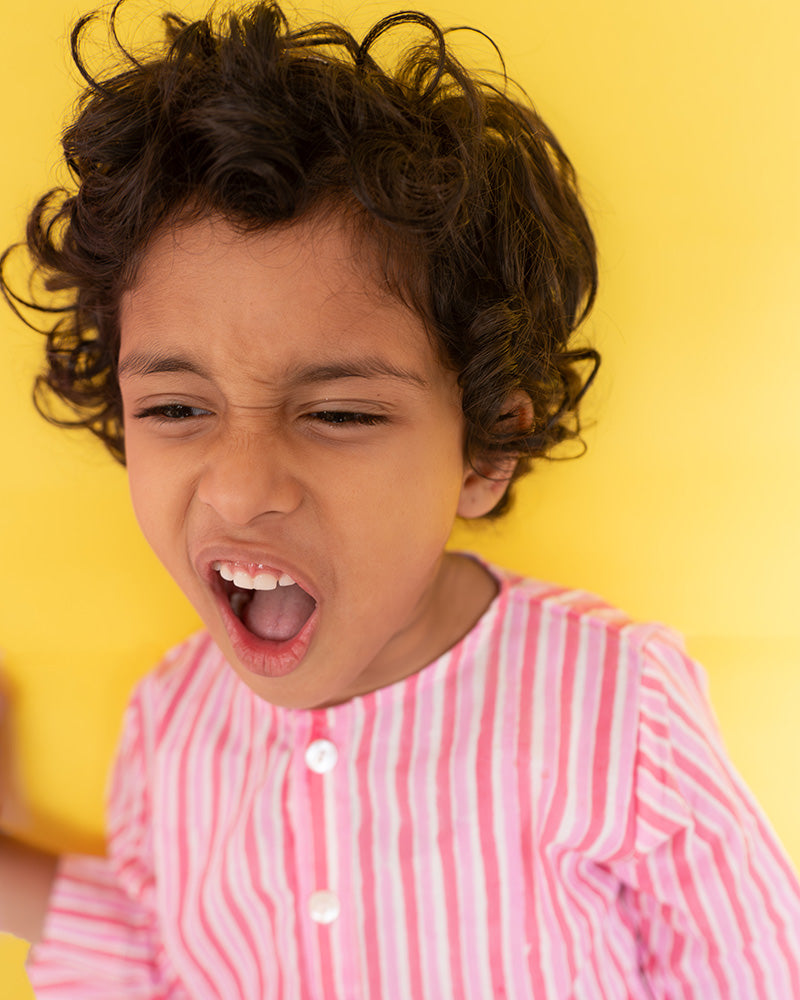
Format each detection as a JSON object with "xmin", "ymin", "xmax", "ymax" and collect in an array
[{"xmin": 1, "ymin": 0, "xmax": 798, "ymax": 992}]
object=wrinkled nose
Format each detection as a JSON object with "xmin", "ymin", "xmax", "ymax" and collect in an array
[{"xmin": 196, "ymin": 432, "xmax": 302, "ymax": 526}]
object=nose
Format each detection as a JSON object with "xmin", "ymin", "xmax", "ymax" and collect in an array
[{"xmin": 196, "ymin": 430, "xmax": 303, "ymax": 526}]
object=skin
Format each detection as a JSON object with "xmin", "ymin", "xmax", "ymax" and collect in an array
[
  {"xmin": 0, "ymin": 210, "xmax": 522, "ymax": 943},
  {"xmin": 0, "ymin": 687, "xmax": 57, "ymax": 944},
  {"xmin": 0, "ymin": 833, "xmax": 58, "ymax": 943},
  {"xmin": 118, "ymin": 212, "xmax": 513, "ymax": 710}
]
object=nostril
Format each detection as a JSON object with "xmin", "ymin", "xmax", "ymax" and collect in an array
[{"xmin": 197, "ymin": 457, "xmax": 303, "ymax": 524}]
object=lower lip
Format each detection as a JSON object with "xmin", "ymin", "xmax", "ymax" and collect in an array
[{"xmin": 216, "ymin": 587, "xmax": 318, "ymax": 678}]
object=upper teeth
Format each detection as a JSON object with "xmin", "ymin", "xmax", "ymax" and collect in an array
[{"xmin": 213, "ymin": 562, "xmax": 296, "ymax": 591}]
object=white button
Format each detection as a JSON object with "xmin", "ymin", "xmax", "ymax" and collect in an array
[
  {"xmin": 305, "ymin": 738, "xmax": 338, "ymax": 774},
  {"xmin": 309, "ymin": 889, "xmax": 340, "ymax": 924}
]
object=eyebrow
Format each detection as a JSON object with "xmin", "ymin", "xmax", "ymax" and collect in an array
[
  {"xmin": 117, "ymin": 351, "xmax": 209, "ymax": 380},
  {"xmin": 117, "ymin": 351, "xmax": 430, "ymax": 389},
  {"xmin": 283, "ymin": 358, "xmax": 429, "ymax": 390}
]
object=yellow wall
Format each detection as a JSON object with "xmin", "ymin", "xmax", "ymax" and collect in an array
[{"xmin": 2, "ymin": 0, "xmax": 798, "ymax": 990}]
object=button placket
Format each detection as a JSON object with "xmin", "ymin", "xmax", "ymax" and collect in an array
[
  {"xmin": 308, "ymin": 888, "xmax": 341, "ymax": 924},
  {"xmin": 305, "ymin": 733, "xmax": 340, "ymax": 925},
  {"xmin": 305, "ymin": 738, "xmax": 338, "ymax": 774}
]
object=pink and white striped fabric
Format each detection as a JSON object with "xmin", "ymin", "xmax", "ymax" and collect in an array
[{"xmin": 27, "ymin": 564, "xmax": 800, "ymax": 998}]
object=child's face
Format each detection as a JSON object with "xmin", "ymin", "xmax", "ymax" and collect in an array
[{"xmin": 118, "ymin": 213, "xmax": 502, "ymax": 708}]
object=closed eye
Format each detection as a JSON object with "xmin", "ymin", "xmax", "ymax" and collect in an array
[
  {"xmin": 310, "ymin": 411, "xmax": 387, "ymax": 426},
  {"xmin": 133, "ymin": 403, "xmax": 211, "ymax": 422}
]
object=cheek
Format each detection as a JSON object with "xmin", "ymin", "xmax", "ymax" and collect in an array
[
  {"xmin": 347, "ymin": 443, "xmax": 463, "ymax": 518},
  {"xmin": 360, "ymin": 441, "xmax": 465, "ymax": 541},
  {"xmin": 125, "ymin": 444, "xmax": 183, "ymax": 557}
]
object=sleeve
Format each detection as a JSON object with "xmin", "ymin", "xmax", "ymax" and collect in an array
[
  {"xmin": 611, "ymin": 630, "xmax": 800, "ymax": 999},
  {"xmin": 26, "ymin": 683, "xmax": 185, "ymax": 999}
]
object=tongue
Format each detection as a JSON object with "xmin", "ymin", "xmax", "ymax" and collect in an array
[{"xmin": 241, "ymin": 584, "xmax": 316, "ymax": 642}]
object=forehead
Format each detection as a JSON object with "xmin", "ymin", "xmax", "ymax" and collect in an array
[{"xmin": 118, "ymin": 212, "xmax": 442, "ymax": 379}]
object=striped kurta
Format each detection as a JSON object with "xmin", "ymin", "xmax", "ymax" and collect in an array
[{"xmin": 27, "ymin": 565, "xmax": 800, "ymax": 998}]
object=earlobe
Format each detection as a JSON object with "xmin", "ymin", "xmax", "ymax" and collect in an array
[
  {"xmin": 456, "ymin": 390, "xmax": 533, "ymax": 519},
  {"xmin": 457, "ymin": 461, "xmax": 517, "ymax": 519}
]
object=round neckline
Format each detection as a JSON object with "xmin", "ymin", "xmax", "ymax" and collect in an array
[
  {"xmin": 228, "ymin": 552, "xmax": 513, "ymax": 723},
  {"xmin": 305, "ymin": 552, "xmax": 511, "ymax": 718}
]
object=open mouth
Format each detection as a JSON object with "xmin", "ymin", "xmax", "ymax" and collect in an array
[{"xmin": 213, "ymin": 561, "xmax": 317, "ymax": 644}]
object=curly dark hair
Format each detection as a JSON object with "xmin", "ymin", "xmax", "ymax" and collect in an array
[{"xmin": 1, "ymin": 1, "xmax": 599, "ymax": 517}]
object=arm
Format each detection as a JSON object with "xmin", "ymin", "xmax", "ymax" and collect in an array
[
  {"xmin": 0, "ymin": 832, "xmax": 58, "ymax": 943},
  {"xmin": 0, "ymin": 677, "xmax": 59, "ymax": 943},
  {"xmin": 24, "ymin": 684, "xmax": 177, "ymax": 998},
  {"xmin": 613, "ymin": 633, "xmax": 800, "ymax": 998}
]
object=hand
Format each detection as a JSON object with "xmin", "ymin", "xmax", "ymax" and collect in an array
[
  {"xmin": 0, "ymin": 663, "xmax": 30, "ymax": 832},
  {"xmin": 0, "ymin": 664, "xmax": 58, "ymax": 942}
]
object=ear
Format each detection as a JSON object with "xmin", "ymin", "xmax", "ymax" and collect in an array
[{"xmin": 456, "ymin": 391, "xmax": 533, "ymax": 519}]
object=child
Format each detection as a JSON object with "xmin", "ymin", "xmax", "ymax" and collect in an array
[{"xmin": 2, "ymin": 2, "xmax": 799, "ymax": 997}]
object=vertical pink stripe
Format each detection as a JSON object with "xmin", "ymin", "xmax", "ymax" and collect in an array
[
  {"xmin": 576, "ymin": 628, "xmax": 619, "ymax": 851},
  {"xmin": 193, "ymin": 680, "xmax": 247, "ymax": 995},
  {"xmin": 355, "ymin": 693, "xmax": 382, "ymax": 996},
  {"xmin": 321, "ymin": 705, "xmax": 354, "ymax": 996},
  {"xmin": 202, "ymin": 693, "xmax": 253, "ymax": 998},
  {"xmin": 473, "ymin": 614, "xmax": 505, "ymax": 992},
  {"xmin": 435, "ymin": 640, "xmax": 469, "ymax": 998},
  {"xmin": 169, "ymin": 673, "xmax": 224, "ymax": 996},
  {"xmin": 274, "ymin": 710, "xmax": 302, "ymax": 996},
  {"xmin": 305, "ymin": 711, "xmax": 335, "ymax": 995},
  {"xmin": 284, "ymin": 714, "xmax": 319, "ymax": 995},
  {"xmin": 517, "ymin": 598, "xmax": 544, "ymax": 993},
  {"xmin": 372, "ymin": 683, "xmax": 412, "ymax": 997},
  {"xmin": 452, "ymin": 623, "xmax": 501, "ymax": 997},
  {"xmin": 243, "ymin": 756, "xmax": 284, "ymax": 999},
  {"xmin": 209, "ymin": 698, "xmax": 264, "ymax": 996},
  {"xmin": 409, "ymin": 655, "xmax": 447, "ymax": 991},
  {"xmin": 537, "ymin": 607, "xmax": 582, "ymax": 989},
  {"xmin": 393, "ymin": 674, "xmax": 426, "ymax": 998},
  {"xmin": 493, "ymin": 594, "xmax": 535, "ymax": 998}
]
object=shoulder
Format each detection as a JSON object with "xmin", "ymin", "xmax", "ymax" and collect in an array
[
  {"xmin": 485, "ymin": 560, "xmax": 691, "ymax": 690},
  {"xmin": 480, "ymin": 562, "xmax": 714, "ymax": 845},
  {"xmin": 475, "ymin": 558, "xmax": 704, "ymax": 735},
  {"xmin": 124, "ymin": 630, "xmax": 244, "ymax": 749},
  {"xmin": 137, "ymin": 629, "xmax": 225, "ymax": 697}
]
